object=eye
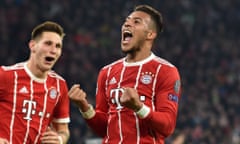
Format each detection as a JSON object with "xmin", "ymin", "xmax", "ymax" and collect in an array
[
  {"xmin": 56, "ymin": 44, "xmax": 62, "ymax": 49},
  {"xmin": 134, "ymin": 20, "xmax": 140, "ymax": 24},
  {"xmin": 45, "ymin": 41, "xmax": 52, "ymax": 46},
  {"xmin": 133, "ymin": 18, "xmax": 142, "ymax": 24}
]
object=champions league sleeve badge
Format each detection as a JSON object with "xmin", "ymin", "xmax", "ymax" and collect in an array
[{"xmin": 174, "ymin": 80, "xmax": 181, "ymax": 94}]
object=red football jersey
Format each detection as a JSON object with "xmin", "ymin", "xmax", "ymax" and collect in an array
[
  {"xmin": 86, "ymin": 53, "xmax": 182, "ymax": 144},
  {"xmin": 0, "ymin": 62, "xmax": 70, "ymax": 144}
]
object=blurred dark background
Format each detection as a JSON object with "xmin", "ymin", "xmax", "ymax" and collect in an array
[{"xmin": 1, "ymin": 0, "xmax": 240, "ymax": 143}]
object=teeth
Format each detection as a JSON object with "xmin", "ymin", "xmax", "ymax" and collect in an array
[
  {"xmin": 123, "ymin": 30, "xmax": 131, "ymax": 34},
  {"xmin": 123, "ymin": 30, "xmax": 132, "ymax": 37},
  {"xmin": 122, "ymin": 30, "xmax": 132, "ymax": 42}
]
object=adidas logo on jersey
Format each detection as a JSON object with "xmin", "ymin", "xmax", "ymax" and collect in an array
[
  {"xmin": 109, "ymin": 77, "xmax": 117, "ymax": 85},
  {"xmin": 19, "ymin": 86, "xmax": 29, "ymax": 94}
]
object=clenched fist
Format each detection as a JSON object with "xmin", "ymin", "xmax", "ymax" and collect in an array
[
  {"xmin": 120, "ymin": 87, "xmax": 143, "ymax": 112},
  {"xmin": 68, "ymin": 84, "xmax": 90, "ymax": 112}
]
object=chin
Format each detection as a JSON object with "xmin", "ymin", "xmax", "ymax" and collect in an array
[
  {"xmin": 121, "ymin": 48, "xmax": 129, "ymax": 54},
  {"xmin": 42, "ymin": 64, "xmax": 53, "ymax": 71},
  {"xmin": 121, "ymin": 45, "xmax": 130, "ymax": 52}
]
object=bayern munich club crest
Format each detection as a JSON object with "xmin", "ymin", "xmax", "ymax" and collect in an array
[
  {"xmin": 140, "ymin": 72, "xmax": 154, "ymax": 84},
  {"xmin": 49, "ymin": 87, "xmax": 58, "ymax": 99}
]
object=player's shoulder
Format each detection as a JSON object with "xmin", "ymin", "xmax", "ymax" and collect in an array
[
  {"xmin": 1, "ymin": 62, "xmax": 25, "ymax": 71},
  {"xmin": 48, "ymin": 70, "xmax": 66, "ymax": 81},
  {"xmin": 101, "ymin": 58, "xmax": 124, "ymax": 71},
  {"xmin": 152, "ymin": 55, "xmax": 180, "ymax": 76},
  {"xmin": 153, "ymin": 55, "xmax": 176, "ymax": 68}
]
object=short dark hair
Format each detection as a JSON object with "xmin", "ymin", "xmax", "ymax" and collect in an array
[
  {"xmin": 31, "ymin": 21, "xmax": 65, "ymax": 40},
  {"xmin": 134, "ymin": 5, "xmax": 163, "ymax": 35}
]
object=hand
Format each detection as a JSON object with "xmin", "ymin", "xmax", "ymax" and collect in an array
[
  {"xmin": 68, "ymin": 84, "xmax": 89, "ymax": 112},
  {"xmin": 40, "ymin": 127, "xmax": 62, "ymax": 144},
  {"xmin": 0, "ymin": 138, "xmax": 9, "ymax": 144},
  {"xmin": 120, "ymin": 87, "xmax": 143, "ymax": 111}
]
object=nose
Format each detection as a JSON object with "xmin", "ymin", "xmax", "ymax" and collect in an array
[
  {"xmin": 123, "ymin": 19, "xmax": 132, "ymax": 28},
  {"xmin": 50, "ymin": 45, "xmax": 58, "ymax": 54}
]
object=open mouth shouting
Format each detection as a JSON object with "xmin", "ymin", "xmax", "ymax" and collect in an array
[
  {"xmin": 44, "ymin": 56, "xmax": 55, "ymax": 65},
  {"xmin": 122, "ymin": 30, "xmax": 133, "ymax": 44}
]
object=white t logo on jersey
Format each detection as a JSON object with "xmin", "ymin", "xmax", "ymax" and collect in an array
[
  {"xmin": 110, "ymin": 88, "xmax": 124, "ymax": 110},
  {"xmin": 22, "ymin": 100, "xmax": 36, "ymax": 120}
]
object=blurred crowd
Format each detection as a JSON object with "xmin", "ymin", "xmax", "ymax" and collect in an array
[{"xmin": 0, "ymin": 0, "xmax": 240, "ymax": 143}]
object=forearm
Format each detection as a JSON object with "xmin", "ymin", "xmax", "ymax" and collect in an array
[
  {"xmin": 57, "ymin": 130, "xmax": 70, "ymax": 144},
  {"xmin": 80, "ymin": 106, "xmax": 108, "ymax": 137},
  {"xmin": 41, "ymin": 125, "xmax": 70, "ymax": 144},
  {"xmin": 51, "ymin": 122, "xmax": 70, "ymax": 144},
  {"xmin": 143, "ymin": 109, "xmax": 177, "ymax": 137}
]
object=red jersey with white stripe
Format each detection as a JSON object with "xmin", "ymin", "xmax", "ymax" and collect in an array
[
  {"xmin": 86, "ymin": 53, "xmax": 182, "ymax": 144},
  {"xmin": 0, "ymin": 62, "xmax": 70, "ymax": 144}
]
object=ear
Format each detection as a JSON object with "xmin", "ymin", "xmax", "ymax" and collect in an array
[
  {"xmin": 147, "ymin": 31, "xmax": 157, "ymax": 40},
  {"xmin": 28, "ymin": 40, "xmax": 36, "ymax": 52}
]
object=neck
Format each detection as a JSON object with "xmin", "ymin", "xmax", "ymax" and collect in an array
[
  {"xmin": 126, "ymin": 51, "xmax": 152, "ymax": 63},
  {"xmin": 26, "ymin": 61, "xmax": 47, "ymax": 79}
]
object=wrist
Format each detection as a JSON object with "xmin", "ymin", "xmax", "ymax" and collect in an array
[
  {"xmin": 79, "ymin": 104, "xmax": 95, "ymax": 119},
  {"xmin": 136, "ymin": 104, "xmax": 150, "ymax": 118},
  {"xmin": 133, "ymin": 103, "xmax": 143, "ymax": 112},
  {"xmin": 77, "ymin": 100, "xmax": 89, "ymax": 112}
]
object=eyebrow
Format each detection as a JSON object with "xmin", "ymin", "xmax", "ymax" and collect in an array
[
  {"xmin": 44, "ymin": 40, "xmax": 62, "ymax": 47},
  {"xmin": 126, "ymin": 16, "xmax": 143, "ymax": 21}
]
